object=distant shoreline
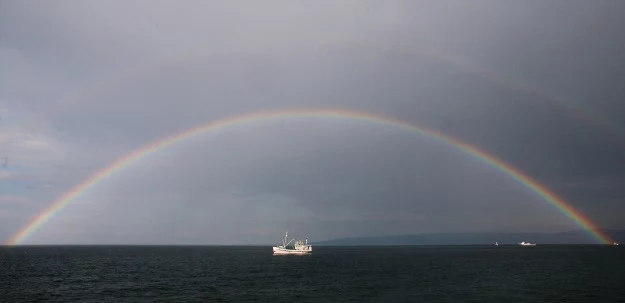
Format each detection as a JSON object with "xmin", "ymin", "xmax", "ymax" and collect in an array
[{"xmin": 2, "ymin": 229, "xmax": 621, "ymax": 247}]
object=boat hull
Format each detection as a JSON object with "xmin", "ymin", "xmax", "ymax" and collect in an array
[{"xmin": 272, "ymin": 246, "xmax": 311, "ymax": 255}]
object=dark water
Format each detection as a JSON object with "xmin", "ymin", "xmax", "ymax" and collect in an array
[{"xmin": 1, "ymin": 245, "xmax": 624, "ymax": 302}]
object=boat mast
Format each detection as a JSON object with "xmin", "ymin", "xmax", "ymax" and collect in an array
[{"xmin": 283, "ymin": 230, "xmax": 288, "ymax": 247}]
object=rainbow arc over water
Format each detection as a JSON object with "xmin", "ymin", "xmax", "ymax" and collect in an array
[{"xmin": 5, "ymin": 109, "xmax": 612, "ymax": 245}]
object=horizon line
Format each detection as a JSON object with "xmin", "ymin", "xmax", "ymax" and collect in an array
[{"xmin": 1, "ymin": 243, "xmax": 617, "ymax": 247}]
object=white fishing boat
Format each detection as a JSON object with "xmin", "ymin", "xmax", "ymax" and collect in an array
[
  {"xmin": 518, "ymin": 241, "xmax": 536, "ymax": 246},
  {"xmin": 614, "ymin": 242, "xmax": 619, "ymax": 246},
  {"xmin": 495, "ymin": 242, "xmax": 499, "ymax": 246},
  {"xmin": 273, "ymin": 231, "xmax": 312, "ymax": 255}
]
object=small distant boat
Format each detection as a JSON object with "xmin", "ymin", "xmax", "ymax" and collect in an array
[
  {"xmin": 614, "ymin": 242, "xmax": 619, "ymax": 246},
  {"xmin": 273, "ymin": 231, "xmax": 312, "ymax": 255},
  {"xmin": 495, "ymin": 242, "xmax": 499, "ymax": 246},
  {"xmin": 518, "ymin": 241, "xmax": 536, "ymax": 246}
]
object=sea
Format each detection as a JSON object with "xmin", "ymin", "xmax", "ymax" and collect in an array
[{"xmin": 1, "ymin": 245, "xmax": 623, "ymax": 302}]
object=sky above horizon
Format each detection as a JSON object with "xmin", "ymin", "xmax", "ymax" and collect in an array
[{"xmin": 1, "ymin": 1, "xmax": 624, "ymax": 245}]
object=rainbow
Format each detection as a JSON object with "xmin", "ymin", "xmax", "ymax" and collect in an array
[{"xmin": 5, "ymin": 108, "xmax": 612, "ymax": 245}]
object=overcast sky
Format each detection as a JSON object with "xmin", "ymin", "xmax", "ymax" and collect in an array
[{"xmin": 1, "ymin": 1, "xmax": 624, "ymax": 245}]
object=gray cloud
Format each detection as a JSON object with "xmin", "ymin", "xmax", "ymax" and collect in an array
[{"xmin": 1, "ymin": 1, "xmax": 624, "ymax": 244}]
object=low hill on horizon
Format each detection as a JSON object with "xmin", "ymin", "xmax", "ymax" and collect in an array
[{"xmin": 312, "ymin": 229, "xmax": 625, "ymax": 246}]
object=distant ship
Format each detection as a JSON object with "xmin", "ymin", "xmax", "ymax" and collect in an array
[
  {"xmin": 614, "ymin": 242, "xmax": 619, "ymax": 246},
  {"xmin": 273, "ymin": 231, "xmax": 312, "ymax": 255},
  {"xmin": 518, "ymin": 241, "xmax": 536, "ymax": 246},
  {"xmin": 495, "ymin": 242, "xmax": 499, "ymax": 246}
]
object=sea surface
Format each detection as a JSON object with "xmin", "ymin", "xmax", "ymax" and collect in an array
[{"xmin": 1, "ymin": 245, "xmax": 623, "ymax": 302}]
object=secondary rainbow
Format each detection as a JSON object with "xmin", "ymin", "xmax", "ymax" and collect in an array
[
  {"xmin": 6, "ymin": 108, "xmax": 612, "ymax": 245},
  {"xmin": 25, "ymin": 41, "xmax": 624, "ymax": 141}
]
